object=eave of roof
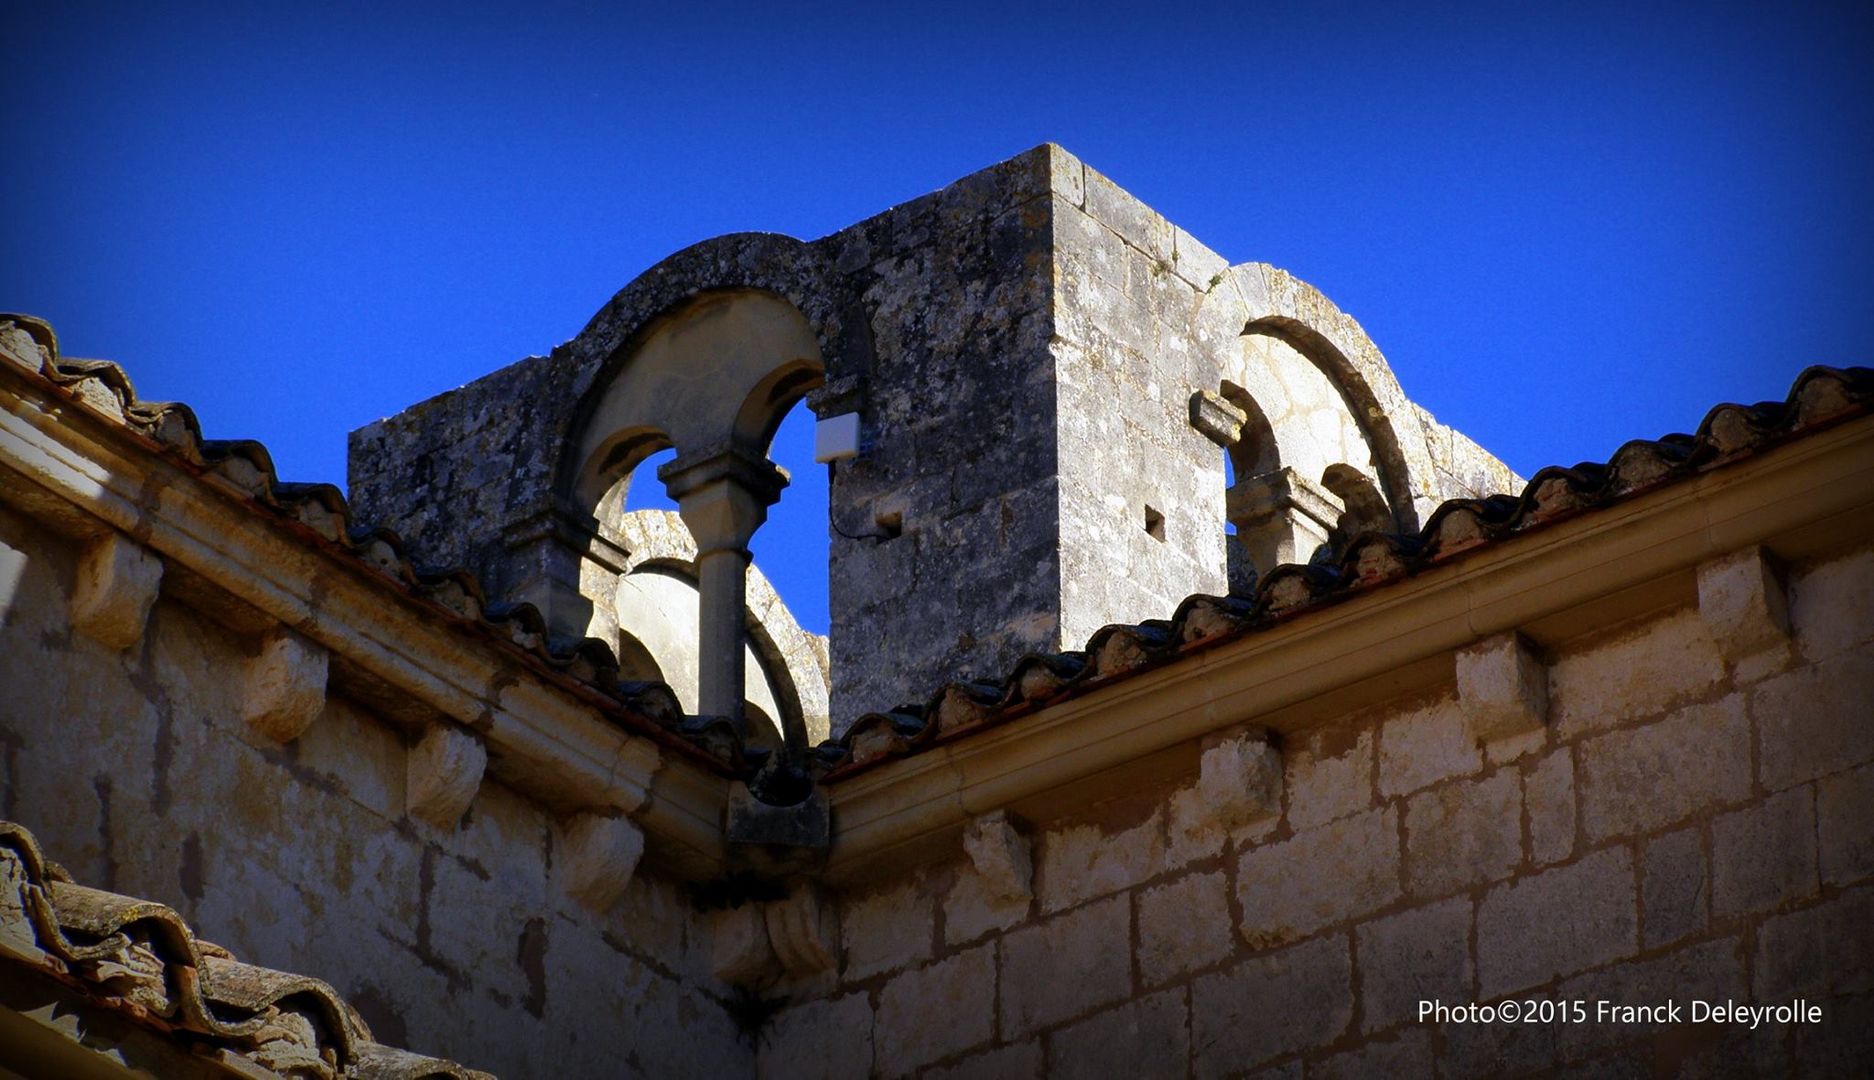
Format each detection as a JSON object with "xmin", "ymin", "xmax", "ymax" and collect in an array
[{"xmin": 816, "ymin": 364, "xmax": 1874, "ymax": 783}]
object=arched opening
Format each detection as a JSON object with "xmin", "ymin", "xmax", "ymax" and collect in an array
[
  {"xmin": 748, "ymin": 401, "xmax": 829, "ymax": 635},
  {"xmin": 563, "ymin": 288, "xmax": 831, "ymax": 747}
]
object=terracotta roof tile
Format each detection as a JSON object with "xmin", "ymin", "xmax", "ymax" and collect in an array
[
  {"xmin": 7, "ymin": 314, "xmax": 1868, "ymax": 786},
  {"xmin": 0, "ymin": 820, "xmax": 492, "ymax": 1079}
]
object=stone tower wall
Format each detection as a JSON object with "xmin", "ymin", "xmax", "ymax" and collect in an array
[{"xmin": 346, "ymin": 146, "xmax": 1519, "ymax": 727}]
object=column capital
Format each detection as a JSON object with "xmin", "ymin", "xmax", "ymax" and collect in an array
[
  {"xmin": 657, "ymin": 444, "xmax": 789, "ymax": 505},
  {"xmin": 658, "ymin": 445, "xmax": 790, "ymax": 556}
]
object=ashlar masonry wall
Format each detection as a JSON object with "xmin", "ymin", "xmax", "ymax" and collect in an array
[
  {"xmin": 0, "ymin": 498, "xmax": 746, "ymax": 1079},
  {"xmin": 762, "ymin": 540, "xmax": 1874, "ymax": 1078}
]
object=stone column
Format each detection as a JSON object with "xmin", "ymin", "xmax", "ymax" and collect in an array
[
  {"xmin": 1227, "ymin": 466, "xmax": 1345, "ymax": 575},
  {"xmin": 659, "ymin": 446, "xmax": 788, "ymax": 732}
]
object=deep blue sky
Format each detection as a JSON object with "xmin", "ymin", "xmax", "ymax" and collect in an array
[{"xmin": 6, "ymin": 2, "xmax": 1872, "ymax": 635}]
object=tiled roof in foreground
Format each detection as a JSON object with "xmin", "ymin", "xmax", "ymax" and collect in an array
[
  {"xmin": 0, "ymin": 820, "xmax": 492, "ymax": 1079},
  {"xmin": 819, "ymin": 362, "xmax": 1874, "ymax": 777}
]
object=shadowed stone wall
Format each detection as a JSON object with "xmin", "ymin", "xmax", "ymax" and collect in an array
[
  {"xmin": 756, "ymin": 541, "xmax": 1874, "ymax": 1077},
  {"xmin": 0, "ymin": 499, "xmax": 748, "ymax": 1080}
]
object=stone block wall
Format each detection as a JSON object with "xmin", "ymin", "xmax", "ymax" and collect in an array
[
  {"xmin": 761, "ymin": 540, "xmax": 1874, "ymax": 1077},
  {"xmin": 0, "ymin": 500, "xmax": 746, "ymax": 1079}
]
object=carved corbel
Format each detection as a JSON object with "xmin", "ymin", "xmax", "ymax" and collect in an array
[
  {"xmin": 242, "ymin": 630, "xmax": 328, "ymax": 743},
  {"xmin": 1190, "ymin": 389, "xmax": 1249, "ymax": 447},
  {"xmin": 764, "ymin": 886, "xmax": 836, "ymax": 975},
  {"xmin": 71, "ymin": 532, "xmax": 162, "ymax": 650},
  {"xmin": 1197, "ymin": 729, "xmax": 1281, "ymax": 828},
  {"xmin": 1696, "ymin": 546, "xmax": 1790, "ymax": 660},
  {"xmin": 407, "ymin": 723, "xmax": 486, "ymax": 829},
  {"xmin": 560, "ymin": 812, "xmax": 645, "ymax": 912},
  {"xmin": 1457, "ymin": 632, "xmax": 1548, "ymax": 744},
  {"xmin": 710, "ymin": 903, "xmax": 776, "ymax": 986},
  {"xmin": 962, "ymin": 811, "xmax": 1032, "ymax": 902}
]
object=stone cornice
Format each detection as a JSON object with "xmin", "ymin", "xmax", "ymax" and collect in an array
[
  {"xmin": 822, "ymin": 412, "xmax": 1874, "ymax": 883},
  {"xmin": 0, "ymin": 357, "xmax": 732, "ymax": 879}
]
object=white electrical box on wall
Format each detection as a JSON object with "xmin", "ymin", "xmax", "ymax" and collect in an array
[{"xmin": 813, "ymin": 412, "xmax": 862, "ymax": 463}]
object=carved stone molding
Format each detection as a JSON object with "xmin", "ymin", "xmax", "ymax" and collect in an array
[
  {"xmin": 71, "ymin": 532, "xmax": 162, "ymax": 650},
  {"xmin": 962, "ymin": 811, "xmax": 1032, "ymax": 902},
  {"xmin": 241, "ymin": 630, "xmax": 328, "ymax": 743},
  {"xmin": 407, "ymin": 723, "xmax": 486, "ymax": 830}
]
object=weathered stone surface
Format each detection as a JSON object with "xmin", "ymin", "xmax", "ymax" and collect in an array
[
  {"xmin": 1137, "ymin": 871, "xmax": 1234, "ymax": 986},
  {"xmin": 1697, "ymin": 546, "xmax": 1790, "ymax": 660},
  {"xmin": 405, "ymin": 722, "xmax": 486, "ymax": 829},
  {"xmin": 1197, "ymin": 730, "xmax": 1281, "ymax": 829},
  {"xmin": 962, "ymin": 810, "xmax": 1032, "ymax": 902},
  {"xmin": 1753, "ymin": 650, "xmax": 1874, "ymax": 791},
  {"xmin": 1038, "ymin": 807, "xmax": 1164, "ymax": 913},
  {"xmin": 558, "ymin": 812, "xmax": 644, "ymax": 912},
  {"xmin": 1403, "ymin": 770, "xmax": 1521, "ymax": 897},
  {"xmin": 241, "ymin": 629, "xmax": 329, "ymax": 743},
  {"xmin": 918, "ymin": 1041, "xmax": 1041, "ymax": 1080},
  {"xmin": 999, "ymin": 894, "xmax": 1131, "ymax": 1037},
  {"xmin": 759, "ymin": 992, "xmax": 874, "ymax": 1080},
  {"xmin": 1551, "ymin": 937, "xmax": 1747, "ymax": 1062},
  {"xmin": 711, "ymin": 901, "xmax": 775, "ymax": 986},
  {"xmin": 1236, "ymin": 807, "xmax": 1399, "ymax": 947},
  {"xmin": 1355, "ymin": 896, "xmax": 1471, "ymax": 1034},
  {"xmin": 1789, "ymin": 544, "xmax": 1874, "ymax": 663},
  {"xmin": 1313, "ymin": 1029, "xmax": 1434, "ymax": 1080},
  {"xmin": 1283, "ymin": 724, "xmax": 1373, "ymax": 831},
  {"xmin": 1548, "ymin": 609, "xmax": 1726, "ymax": 738},
  {"xmin": 1048, "ymin": 989, "xmax": 1188, "ymax": 1080},
  {"xmin": 1641, "ymin": 826, "xmax": 1707, "ymax": 949},
  {"xmin": 1456, "ymin": 632, "xmax": 1547, "ymax": 745},
  {"xmin": 765, "ymin": 886, "xmax": 837, "ymax": 976},
  {"xmin": 841, "ymin": 876, "xmax": 932, "ymax": 982},
  {"xmin": 1192, "ymin": 935, "xmax": 1352, "ymax": 1078},
  {"xmin": 943, "ymin": 858, "xmax": 1030, "ymax": 947},
  {"xmin": 70, "ymin": 531, "xmax": 161, "ymax": 649},
  {"xmin": 1710, "ymin": 785, "xmax": 1817, "ymax": 917},
  {"xmin": 1476, "ymin": 847, "xmax": 1637, "ymax": 998},
  {"xmin": 1818, "ymin": 762, "xmax": 1874, "ymax": 886},
  {"xmin": 1523, "ymin": 747, "xmax": 1576, "ymax": 865},
  {"xmin": 1376, "ymin": 693, "xmax": 1480, "ymax": 799},
  {"xmin": 1577, "ymin": 698, "xmax": 1750, "ymax": 841},
  {"xmin": 875, "ymin": 945, "xmax": 996, "ymax": 1076},
  {"xmin": 1755, "ymin": 885, "xmax": 1874, "ymax": 1000}
]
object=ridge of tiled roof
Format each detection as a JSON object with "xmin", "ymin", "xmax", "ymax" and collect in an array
[
  {"xmin": 10, "ymin": 314, "xmax": 1869, "ymax": 791},
  {"xmin": 816, "ymin": 363, "xmax": 1874, "ymax": 780},
  {"xmin": 0, "ymin": 819, "xmax": 493, "ymax": 1079},
  {"xmin": 0, "ymin": 315, "xmax": 734, "ymax": 775}
]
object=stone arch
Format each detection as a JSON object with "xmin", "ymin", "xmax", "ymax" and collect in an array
[
  {"xmin": 565, "ymin": 288, "xmax": 827, "ymax": 494},
  {"xmin": 572, "ymin": 426, "xmax": 674, "ymax": 524},
  {"xmin": 1321, "ymin": 463, "xmax": 1391, "ymax": 542},
  {"xmin": 554, "ymin": 258, "xmax": 847, "ymax": 738},
  {"xmin": 1218, "ymin": 380, "xmax": 1279, "ymax": 479},
  {"xmin": 1201, "ymin": 262, "xmax": 1443, "ymax": 530},
  {"xmin": 553, "ymin": 232, "xmax": 865, "ymax": 486}
]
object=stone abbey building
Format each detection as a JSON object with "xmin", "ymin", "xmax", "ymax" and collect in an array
[{"xmin": 1, "ymin": 145, "xmax": 1870, "ymax": 1077}]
